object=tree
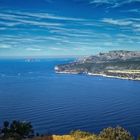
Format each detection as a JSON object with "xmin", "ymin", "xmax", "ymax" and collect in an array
[
  {"xmin": 0, "ymin": 120, "xmax": 34, "ymax": 140},
  {"xmin": 1, "ymin": 121, "xmax": 10, "ymax": 139},
  {"xmin": 10, "ymin": 120, "xmax": 34, "ymax": 139}
]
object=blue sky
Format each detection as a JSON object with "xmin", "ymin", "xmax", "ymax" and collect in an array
[{"xmin": 0, "ymin": 0, "xmax": 140, "ymax": 57}]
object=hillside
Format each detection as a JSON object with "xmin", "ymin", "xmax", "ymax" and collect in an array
[{"xmin": 55, "ymin": 50, "xmax": 140, "ymax": 80}]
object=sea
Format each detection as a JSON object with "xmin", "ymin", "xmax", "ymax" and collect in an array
[{"xmin": 0, "ymin": 58, "xmax": 140, "ymax": 138}]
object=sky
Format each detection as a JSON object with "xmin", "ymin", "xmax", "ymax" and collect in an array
[{"xmin": 0, "ymin": 0, "xmax": 140, "ymax": 57}]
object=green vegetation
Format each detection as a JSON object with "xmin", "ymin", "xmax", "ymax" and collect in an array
[
  {"xmin": 70, "ymin": 130, "xmax": 92, "ymax": 139},
  {"xmin": 99, "ymin": 126, "xmax": 133, "ymax": 140},
  {"xmin": 0, "ymin": 121, "xmax": 139, "ymax": 140},
  {"xmin": 70, "ymin": 127, "xmax": 133, "ymax": 140},
  {"xmin": 0, "ymin": 120, "xmax": 34, "ymax": 140}
]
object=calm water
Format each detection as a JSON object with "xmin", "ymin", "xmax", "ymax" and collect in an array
[{"xmin": 0, "ymin": 59, "xmax": 140, "ymax": 138}]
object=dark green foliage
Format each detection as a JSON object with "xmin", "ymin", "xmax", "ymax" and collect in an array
[
  {"xmin": 0, "ymin": 120, "xmax": 34, "ymax": 140},
  {"xmin": 99, "ymin": 126, "xmax": 133, "ymax": 140}
]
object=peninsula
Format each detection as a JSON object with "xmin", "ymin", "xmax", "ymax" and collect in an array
[{"xmin": 55, "ymin": 50, "xmax": 140, "ymax": 81}]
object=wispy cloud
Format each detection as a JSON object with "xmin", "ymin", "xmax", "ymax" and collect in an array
[
  {"xmin": 89, "ymin": 0, "xmax": 111, "ymax": 4},
  {"xmin": 101, "ymin": 18, "xmax": 140, "ymax": 33},
  {"xmin": 50, "ymin": 47, "xmax": 67, "ymax": 51},
  {"xmin": 0, "ymin": 13, "xmax": 64, "ymax": 28},
  {"xmin": 21, "ymin": 12, "xmax": 85, "ymax": 21},
  {"xmin": 121, "ymin": 8, "xmax": 140, "ymax": 13},
  {"xmin": 1, "ymin": 10, "xmax": 85, "ymax": 22},
  {"xmin": 0, "ymin": 8, "xmax": 140, "ymax": 56},
  {"xmin": 26, "ymin": 48, "xmax": 42, "ymax": 51},
  {"xmin": 102, "ymin": 18, "xmax": 133, "ymax": 26},
  {"xmin": 0, "ymin": 44, "xmax": 12, "ymax": 49},
  {"xmin": 88, "ymin": 0, "xmax": 140, "ymax": 7}
]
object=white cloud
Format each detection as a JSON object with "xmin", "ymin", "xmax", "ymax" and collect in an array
[
  {"xmin": 0, "ymin": 20, "xmax": 20, "ymax": 27},
  {"xmin": 0, "ymin": 45, "xmax": 11, "ymax": 49},
  {"xmin": 0, "ymin": 12, "xmax": 64, "ymax": 28},
  {"xmin": 25, "ymin": 13, "xmax": 85, "ymax": 21},
  {"xmin": 101, "ymin": 18, "xmax": 140, "ymax": 33},
  {"xmin": 50, "ymin": 47, "xmax": 68, "ymax": 51},
  {"xmin": 132, "ymin": 23, "xmax": 140, "ymax": 28},
  {"xmin": 121, "ymin": 9, "xmax": 140, "ymax": 13},
  {"xmin": 26, "ymin": 48, "xmax": 42, "ymax": 51},
  {"xmin": 102, "ymin": 18, "xmax": 133, "ymax": 26},
  {"xmin": 1, "ymin": 11, "xmax": 85, "ymax": 22},
  {"xmin": 89, "ymin": 0, "xmax": 140, "ymax": 7},
  {"xmin": 90, "ymin": 0, "xmax": 111, "ymax": 4},
  {"xmin": 0, "ymin": 9, "xmax": 140, "ymax": 55}
]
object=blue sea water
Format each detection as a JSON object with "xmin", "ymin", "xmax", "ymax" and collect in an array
[{"xmin": 0, "ymin": 58, "xmax": 140, "ymax": 138}]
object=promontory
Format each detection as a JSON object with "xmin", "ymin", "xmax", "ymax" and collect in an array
[{"xmin": 55, "ymin": 50, "xmax": 140, "ymax": 81}]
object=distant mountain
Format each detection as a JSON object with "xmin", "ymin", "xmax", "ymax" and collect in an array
[{"xmin": 55, "ymin": 50, "xmax": 140, "ymax": 80}]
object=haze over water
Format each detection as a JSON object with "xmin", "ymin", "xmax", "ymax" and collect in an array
[{"xmin": 0, "ymin": 59, "xmax": 140, "ymax": 138}]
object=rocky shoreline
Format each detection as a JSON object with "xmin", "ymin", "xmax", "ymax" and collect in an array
[
  {"xmin": 55, "ymin": 70, "xmax": 140, "ymax": 81},
  {"xmin": 87, "ymin": 72, "xmax": 140, "ymax": 81}
]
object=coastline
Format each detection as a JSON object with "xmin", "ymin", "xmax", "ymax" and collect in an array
[
  {"xmin": 56, "ymin": 71, "xmax": 140, "ymax": 81},
  {"xmin": 55, "ymin": 71, "xmax": 80, "ymax": 74},
  {"xmin": 87, "ymin": 72, "xmax": 140, "ymax": 81}
]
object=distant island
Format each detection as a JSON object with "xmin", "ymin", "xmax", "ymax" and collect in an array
[{"xmin": 55, "ymin": 50, "xmax": 140, "ymax": 81}]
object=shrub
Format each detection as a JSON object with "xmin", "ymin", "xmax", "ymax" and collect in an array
[
  {"xmin": 70, "ymin": 130, "xmax": 92, "ymax": 139},
  {"xmin": 99, "ymin": 126, "xmax": 133, "ymax": 140}
]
